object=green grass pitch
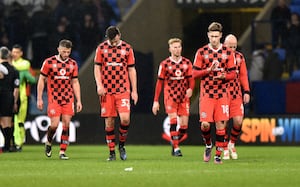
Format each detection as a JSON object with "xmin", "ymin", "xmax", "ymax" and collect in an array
[{"xmin": 0, "ymin": 145, "xmax": 300, "ymax": 187}]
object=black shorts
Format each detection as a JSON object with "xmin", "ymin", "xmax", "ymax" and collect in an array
[{"xmin": 0, "ymin": 92, "xmax": 14, "ymax": 117}]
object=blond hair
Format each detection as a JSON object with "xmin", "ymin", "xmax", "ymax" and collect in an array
[
  {"xmin": 208, "ymin": 22, "xmax": 223, "ymax": 32},
  {"xmin": 168, "ymin": 38, "xmax": 182, "ymax": 45}
]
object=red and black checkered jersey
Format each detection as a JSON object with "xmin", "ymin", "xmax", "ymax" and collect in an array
[
  {"xmin": 228, "ymin": 51, "xmax": 250, "ymax": 100},
  {"xmin": 40, "ymin": 55, "xmax": 78, "ymax": 105},
  {"xmin": 193, "ymin": 44, "xmax": 235, "ymax": 99},
  {"xmin": 158, "ymin": 57, "xmax": 193, "ymax": 103},
  {"xmin": 94, "ymin": 40, "xmax": 134, "ymax": 94}
]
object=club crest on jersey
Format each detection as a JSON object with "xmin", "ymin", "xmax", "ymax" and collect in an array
[
  {"xmin": 167, "ymin": 105, "xmax": 172, "ymax": 111},
  {"xmin": 201, "ymin": 112, "xmax": 207, "ymax": 119},
  {"xmin": 101, "ymin": 107, "xmax": 106, "ymax": 114},
  {"xmin": 50, "ymin": 109, "xmax": 56, "ymax": 115},
  {"xmin": 236, "ymin": 57, "xmax": 241, "ymax": 65},
  {"xmin": 222, "ymin": 53, "xmax": 228, "ymax": 60},
  {"xmin": 121, "ymin": 49, "xmax": 126, "ymax": 55},
  {"xmin": 183, "ymin": 64, "xmax": 188, "ymax": 70},
  {"xmin": 103, "ymin": 49, "xmax": 108, "ymax": 53},
  {"xmin": 52, "ymin": 64, "xmax": 57, "ymax": 68},
  {"xmin": 204, "ymin": 54, "xmax": 209, "ymax": 59}
]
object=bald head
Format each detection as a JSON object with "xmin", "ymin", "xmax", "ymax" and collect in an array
[{"xmin": 224, "ymin": 34, "xmax": 237, "ymax": 51}]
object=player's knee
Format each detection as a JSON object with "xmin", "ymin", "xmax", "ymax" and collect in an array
[
  {"xmin": 120, "ymin": 118, "xmax": 130, "ymax": 125},
  {"xmin": 201, "ymin": 122, "xmax": 210, "ymax": 130},
  {"xmin": 233, "ymin": 117, "xmax": 243, "ymax": 126}
]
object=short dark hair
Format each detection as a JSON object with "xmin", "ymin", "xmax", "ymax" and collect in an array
[
  {"xmin": 208, "ymin": 22, "xmax": 223, "ymax": 32},
  {"xmin": 12, "ymin": 44, "xmax": 23, "ymax": 51},
  {"xmin": 0, "ymin": 46, "xmax": 11, "ymax": 59},
  {"xmin": 59, "ymin": 39, "xmax": 73, "ymax": 48},
  {"xmin": 106, "ymin": 26, "xmax": 121, "ymax": 40}
]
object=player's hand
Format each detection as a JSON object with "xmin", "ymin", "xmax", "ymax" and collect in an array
[
  {"xmin": 214, "ymin": 72, "xmax": 225, "ymax": 80},
  {"xmin": 37, "ymin": 99, "xmax": 43, "ymax": 111},
  {"xmin": 97, "ymin": 85, "xmax": 106, "ymax": 96},
  {"xmin": 76, "ymin": 101, "xmax": 83, "ymax": 113},
  {"xmin": 131, "ymin": 91, "xmax": 138, "ymax": 105},
  {"xmin": 152, "ymin": 101, "xmax": 160, "ymax": 115},
  {"xmin": 243, "ymin": 93, "xmax": 250, "ymax": 104},
  {"xmin": 186, "ymin": 88, "xmax": 193, "ymax": 98},
  {"xmin": 208, "ymin": 61, "xmax": 218, "ymax": 72}
]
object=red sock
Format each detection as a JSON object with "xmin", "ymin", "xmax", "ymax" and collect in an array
[
  {"xmin": 170, "ymin": 118, "xmax": 179, "ymax": 149},
  {"xmin": 215, "ymin": 129, "xmax": 226, "ymax": 156},
  {"xmin": 230, "ymin": 124, "xmax": 242, "ymax": 144},
  {"xmin": 60, "ymin": 126, "xmax": 69, "ymax": 153},
  {"xmin": 200, "ymin": 124, "xmax": 211, "ymax": 146},
  {"xmin": 105, "ymin": 127, "xmax": 115, "ymax": 151},
  {"xmin": 119, "ymin": 123, "xmax": 129, "ymax": 146},
  {"xmin": 179, "ymin": 125, "xmax": 188, "ymax": 143}
]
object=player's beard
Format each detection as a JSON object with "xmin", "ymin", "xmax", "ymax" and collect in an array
[{"xmin": 60, "ymin": 55, "xmax": 68, "ymax": 61}]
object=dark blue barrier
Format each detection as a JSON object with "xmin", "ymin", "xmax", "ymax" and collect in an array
[{"xmin": 252, "ymin": 81, "xmax": 286, "ymax": 114}]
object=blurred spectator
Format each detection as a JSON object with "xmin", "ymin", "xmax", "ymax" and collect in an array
[
  {"xmin": 289, "ymin": 65, "xmax": 300, "ymax": 80},
  {"xmin": 50, "ymin": 0, "xmax": 81, "ymax": 48},
  {"xmin": 0, "ymin": 19, "xmax": 9, "ymax": 47},
  {"xmin": 0, "ymin": 2, "xmax": 8, "ymax": 47},
  {"xmin": 270, "ymin": 0, "xmax": 291, "ymax": 48},
  {"xmin": 249, "ymin": 45, "xmax": 267, "ymax": 82},
  {"xmin": 48, "ymin": 16, "xmax": 73, "ymax": 56},
  {"xmin": 285, "ymin": 13, "xmax": 300, "ymax": 75},
  {"xmin": 94, "ymin": 0, "xmax": 121, "ymax": 33},
  {"xmin": 28, "ymin": 5, "xmax": 52, "ymax": 69},
  {"xmin": 263, "ymin": 48, "xmax": 285, "ymax": 80},
  {"xmin": 79, "ymin": 13, "xmax": 101, "ymax": 62},
  {"xmin": 117, "ymin": 0, "xmax": 136, "ymax": 17},
  {"xmin": 80, "ymin": 0, "xmax": 99, "ymax": 25},
  {"xmin": 0, "ymin": 0, "xmax": 129, "ymax": 69},
  {"xmin": 6, "ymin": 2, "xmax": 29, "ymax": 53}
]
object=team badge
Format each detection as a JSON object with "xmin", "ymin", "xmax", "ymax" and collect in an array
[
  {"xmin": 50, "ymin": 109, "xmax": 56, "ymax": 115},
  {"xmin": 222, "ymin": 53, "xmax": 228, "ymax": 60},
  {"xmin": 121, "ymin": 49, "xmax": 126, "ymax": 55},
  {"xmin": 201, "ymin": 112, "xmax": 207, "ymax": 119},
  {"xmin": 101, "ymin": 108, "xmax": 106, "ymax": 114}
]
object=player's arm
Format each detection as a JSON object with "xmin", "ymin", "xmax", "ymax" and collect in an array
[
  {"xmin": 23, "ymin": 69, "xmax": 36, "ymax": 84},
  {"xmin": 152, "ymin": 78, "xmax": 163, "ymax": 115},
  {"xmin": 225, "ymin": 52, "xmax": 237, "ymax": 80},
  {"xmin": 192, "ymin": 50, "xmax": 214, "ymax": 78},
  {"xmin": 128, "ymin": 48, "xmax": 138, "ymax": 105},
  {"xmin": 128, "ymin": 66, "xmax": 138, "ymax": 105},
  {"xmin": 72, "ymin": 78, "xmax": 82, "ymax": 112},
  {"xmin": 37, "ymin": 74, "xmax": 46, "ymax": 111},
  {"xmin": 0, "ymin": 63, "xmax": 8, "ymax": 79},
  {"xmin": 186, "ymin": 76, "xmax": 195, "ymax": 98},
  {"xmin": 13, "ymin": 70, "xmax": 20, "ymax": 112},
  {"xmin": 239, "ymin": 59, "xmax": 250, "ymax": 104},
  {"xmin": 0, "ymin": 63, "xmax": 8, "ymax": 75},
  {"xmin": 94, "ymin": 63, "xmax": 105, "ymax": 96},
  {"xmin": 94, "ymin": 47, "xmax": 105, "ymax": 96},
  {"xmin": 186, "ymin": 61, "xmax": 195, "ymax": 98}
]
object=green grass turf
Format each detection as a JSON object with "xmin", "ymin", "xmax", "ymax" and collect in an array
[{"xmin": 0, "ymin": 145, "xmax": 300, "ymax": 187}]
